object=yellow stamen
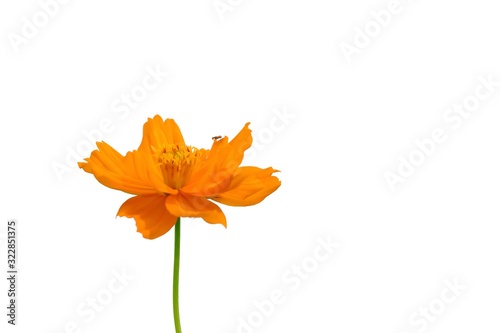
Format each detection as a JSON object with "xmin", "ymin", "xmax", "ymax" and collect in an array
[{"xmin": 154, "ymin": 144, "xmax": 201, "ymax": 189}]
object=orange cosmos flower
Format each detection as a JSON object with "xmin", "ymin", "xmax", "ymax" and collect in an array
[{"xmin": 78, "ymin": 115, "xmax": 281, "ymax": 239}]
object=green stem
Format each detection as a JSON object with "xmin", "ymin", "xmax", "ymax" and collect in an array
[{"xmin": 173, "ymin": 218, "xmax": 182, "ymax": 333}]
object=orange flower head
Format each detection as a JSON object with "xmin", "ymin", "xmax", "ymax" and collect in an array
[{"xmin": 78, "ymin": 115, "xmax": 281, "ymax": 239}]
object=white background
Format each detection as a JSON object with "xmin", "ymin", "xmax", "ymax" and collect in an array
[{"xmin": 1, "ymin": 0, "xmax": 500, "ymax": 332}]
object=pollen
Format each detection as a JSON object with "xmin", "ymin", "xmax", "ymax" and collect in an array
[{"xmin": 154, "ymin": 144, "xmax": 202, "ymax": 189}]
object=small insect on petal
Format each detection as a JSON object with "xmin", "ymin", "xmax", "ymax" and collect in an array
[{"xmin": 212, "ymin": 135, "xmax": 222, "ymax": 140}]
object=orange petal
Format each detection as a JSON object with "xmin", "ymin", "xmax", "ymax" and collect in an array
[
  {"xmin": 117, "ymin": 194, "xmax": 178, "ymax": 239},
  {"xmin": 139, "ymin": 115, "xmax": 185, "ymax": 153},
  {"xmin": 165, "ymin": 192, "xmax": 227, "ymax": 227},
  {"xmin": 78, "ymin": 141, "xmax": 177, "ymax": 195},
  {"xmin": 212, "ymin": 167, "xmax": 281, "ymax": 206},
  {"xmin": 182, "ymin": 123, "xmax": 252, "ymax": 196}
]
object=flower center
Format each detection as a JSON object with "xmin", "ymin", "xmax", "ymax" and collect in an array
[{"xmin": 154, "ymin": 144, "xmax": 202, "ymax": 189}]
